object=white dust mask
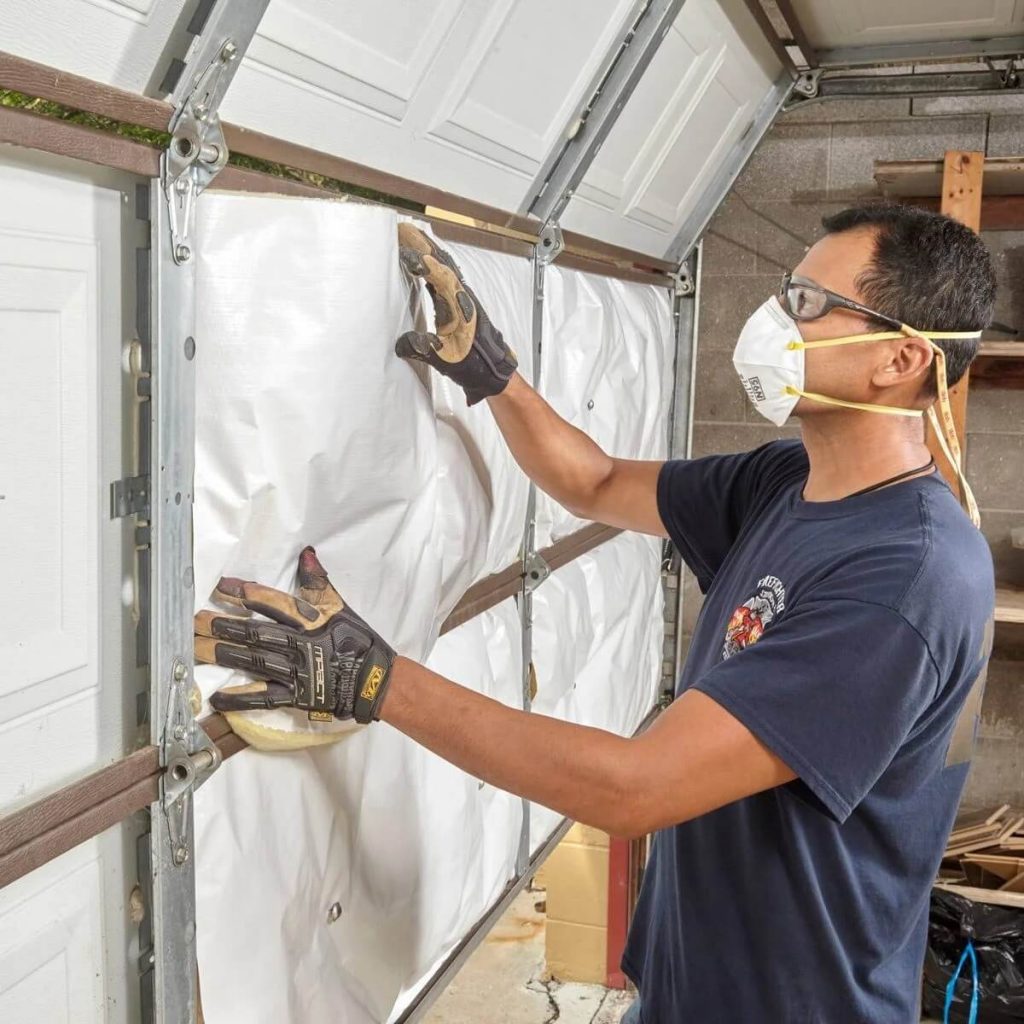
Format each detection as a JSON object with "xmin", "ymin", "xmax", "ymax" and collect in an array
[
  {"xmin": 732, "ymin": 295, "xmax": 984, "ymax": 526},
  {"xmin": 732, "ymin": 296, "xmax": 805, "ymax": 427}
]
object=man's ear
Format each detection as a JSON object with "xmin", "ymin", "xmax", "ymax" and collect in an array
[{"xmin": 872, "ymin": 335, "xmax": 934, "ymax": 392}]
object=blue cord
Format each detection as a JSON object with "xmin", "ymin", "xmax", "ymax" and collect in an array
[{"xmin": 943, "ymin": 940, "xmax": 979, "ymax": 1024}]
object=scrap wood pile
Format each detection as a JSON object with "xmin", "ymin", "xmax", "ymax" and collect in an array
[{"xmin": 938, "ymin": 804, "xmax": 1024, "ymax": 908}]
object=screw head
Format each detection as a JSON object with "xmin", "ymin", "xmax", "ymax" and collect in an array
[
  {"xmin": 173, "ymin": 845, "xmax": 189, "ymax": 865},
  {"xmin": 173, "ymin": 662, "xmax": 188, "ymax": 681},
  {"xmin": 173, "ymin": 724, "xmax": 187, "ymax": 741},
  {"xmin": 327, "ymin": 902, "xmax": 343, "ymax": 924},
  {"xmin": 221, "ymin": 41, "xmax": 238, "ymax": 62},
  {"xmin": 175, "ymin": 244, "xmax": 192, "ymax": 262},
  {"xmin": 175, "ymin": 176, "xmax": 189, "ymax": 194}
]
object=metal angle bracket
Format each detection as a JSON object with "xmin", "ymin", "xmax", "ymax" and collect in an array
[
  {"xmin": 792, "ymin": 68, "xmax": 822, "ymax": 99},
  {"xmin": 673, "ymin": 263, "xmax": 694, "ymax": 298},
  {"xmin": 162, "ymin": 40, "xmax": 236, "ymax": 265},
  {"xmin": 160, "ymin": 661, "xmax": 221, "ymax": 868}
]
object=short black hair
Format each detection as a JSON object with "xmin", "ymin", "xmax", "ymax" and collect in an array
[{"xmin": 821, "ymin": 201, "xmax": 995, "ymax": 391}]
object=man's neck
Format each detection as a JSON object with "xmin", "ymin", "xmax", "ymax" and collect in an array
[{"xmin": 799, "ymin": 411, "xmax": 933, "ymax": 502}]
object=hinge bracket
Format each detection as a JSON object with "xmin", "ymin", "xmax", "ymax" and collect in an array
[
  {"xmin": 162, "ymin": 40, "xmax": 237, "ymax": 264},
  {"xmin": 673, "ymin": 264, "xmax": 694, "ymax": 298},
  {"xmin": 160, "ymin": 661, "xmax": 221, "ymax": 867},
  {"xmin": 111, "ymin": 475, "xmax": 150, "ymax": 519}
]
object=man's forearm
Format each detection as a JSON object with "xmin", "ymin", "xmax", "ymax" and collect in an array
[
  {"xmin": 488, "ymin": 373, "xmax": 614, "ymax": 517},
  {"xmin": 380, "ymin": 656, "xmax": 645, "ymax": 837}
]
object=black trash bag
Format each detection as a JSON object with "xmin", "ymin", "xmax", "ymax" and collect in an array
[{"xmin": 922, "ymin": 888, "xmax": 1024, "ymax": 1023}]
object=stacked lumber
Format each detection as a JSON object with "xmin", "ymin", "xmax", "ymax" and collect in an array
[{"xmin": 937, "ymin": 805, "xmax": 1024, "ymax": 909}]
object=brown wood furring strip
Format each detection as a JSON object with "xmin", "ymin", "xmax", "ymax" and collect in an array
[
  {"xmin": 440, "ymin": 563, "xmax": 525, "ymax": 636},
  {"xmin": 0, "ymin": 773, "xmax": 158, "ymax": 891},
  {"xmin": 0, "ymin": 51, "xmax": 677, "ymax": 276},
  {"xmin": 0, "ymin": 104, "xmax": 161, "ymax": 176},
  {"xmin": 0, "ymin": 50, "xmax": 173, "ymax": 130},
  {"xmin": 0, "ymin": 745, "xmax": 158, "ymax": 859},
  {"xmin": 558, "ymin": 251, "xmax": 672, "ymax": 288},
  {"xmin": 542, "ymin": 523, "xmax": 623, "ymax": 573}
]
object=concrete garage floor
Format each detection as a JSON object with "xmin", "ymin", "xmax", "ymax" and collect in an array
[{"xmin": 425, "ymin": 888, "xmax": 634, "ymax": 1024}]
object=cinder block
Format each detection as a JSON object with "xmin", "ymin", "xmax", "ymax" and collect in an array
[
  {"xmin": 691, "ymin": 421, "xmax": 800, "ymax": 459},
  {"xmin": 828, "ymin": 117, "xmax": 987, "ymax": 198},
  {"xmin": 966, "ymin": 433, "xmax": 1024, "ymax": 510},
  {"xmin": 913, "ymin": 95, "xmax": 1024, "ymax": 118},
  {"xmin": 546, "ymin": 919, "xmax": 608, "ymax": 986},
  {"xmin": 967, "ymin": 389, "xmax": 1023, "ymax": 436},
  {"xmin": 986, "ymin": 115, "xmax": 1024, "ymax": 157},
  {"xmin": 749, "ymin": 199, "xmax": 852, "ymax": 276},
  {"xmin": 979, "ymin": 661, "xmax": 1024, "ymax": 740},
  {"xmin": 702, "ymin": 194, "xmax": 759, "ymax": 276},
  {"xmin": 961, "ymin": 735, "xmax": 1024, "ymax": 811},
  {"xmin": 544, "ymin": 841, "xmax": 608, "ymax": 928},
  {"xmin": 979, "ymin": 231, "xmax": 1024, "ymax": 330},
  {"xmin": 698, "ymin": 274, "xmax": 780, "ymax": 351},
  {"xmin": 780, "ymin": 97, "xmax": 910, "ymax": 125},
  {"xmin": 978, "ymin": 510, "xmax": 1024, "ymax": 590},
  {"xmin": 735, "ymin": 124, "xmax": 831, "ymax": 203},
  {"xmin": 565, "ymin": 823, "xmax": 609, "ymax": 848},
  {"xmin": 692, "ymin": 347, "xmax": 748, "ymax": 425}
]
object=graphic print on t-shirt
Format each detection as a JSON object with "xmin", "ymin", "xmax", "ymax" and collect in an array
[{"xmin": 723, "ymin": 574, "xmax": 786, "ymax": 660}]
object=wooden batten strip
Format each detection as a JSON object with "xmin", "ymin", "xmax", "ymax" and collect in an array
[{"xmin": 0, "ymin": 50, "xmax": 675, "ymax": 280}]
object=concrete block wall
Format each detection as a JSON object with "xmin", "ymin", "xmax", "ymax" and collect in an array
[
  {"xmin": 543, "ymin": 824, "xmax": 610, "ymax": 985},
  {"xmin": 684, "ymin": 91, "xmax": 1024, "ymax": 810}
]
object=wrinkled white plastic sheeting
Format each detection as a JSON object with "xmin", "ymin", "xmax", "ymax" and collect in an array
[
  {"xmin": 418, "ymin": 230, "xmax": 533, "ymax": 613},
  {"xmin": 535, "ymin": 267, "xmax": 674, "ymax": 547},
  {"xmin": 530, "ymin": 531, "xmax": 665, "ymax": 851},
  {"xmin": 191, "ymin": 195, "xmax": 527, "ymax": 1023}
]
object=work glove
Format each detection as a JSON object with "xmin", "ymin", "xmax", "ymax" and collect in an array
[
  {"xmin": 195, "ymin": 547, "xmax": 396, "ymax": 725},
  {"xmin": 396, "ymin": 223, "xmax": 518, "ymax": 405}
]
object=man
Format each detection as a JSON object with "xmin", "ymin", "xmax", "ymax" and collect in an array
[{"xmin": 197, "ymin": 202, "xmax": 996, "ymax": 1022}]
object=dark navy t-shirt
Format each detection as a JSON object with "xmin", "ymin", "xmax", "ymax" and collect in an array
[{"xmin": 623, "ymin": 440, "xmax": 994, "ymax": 1024}]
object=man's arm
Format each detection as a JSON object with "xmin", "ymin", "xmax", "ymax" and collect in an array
[
  {"xmin": 381, "ymin": 656, "xmax": 795, "ymax": 838},
  {"xmin": 488, "ymin": 374, "xmax": 667, "ymax": 537}
]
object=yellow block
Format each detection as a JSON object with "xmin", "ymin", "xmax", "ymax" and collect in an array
[
  {"xmin": 544, "ymin": 841, "xmax": 609, "ymax": 928},
  {"xmin": 566, "ymin": 823, "xmax": 609, "ymax": 848},
  {"xmin": 546, "ymin": 919, "xmax": 608, "ymax": 985}
]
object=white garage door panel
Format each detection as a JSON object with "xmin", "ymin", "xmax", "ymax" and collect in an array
[
  {"xmin": 0, "ymin": 0, "xmax": 187, "ymax": 94},
  {"xmin": 793, "ymin": 0, "xmax": 1024, "ymax": 48},
  {"xmin": 561, "ymin": 0, "xmax": 778, "ymax": 256},
  {"xmin": 0, "ymin": 846, "xmax": 105, "ymax": 1022},
  {"xmin": 0, "ymin": 159, "xmax": 128, "ymax": 813},
  {"xmin": 220, "ymin": 0, "xmax": 637, "ymax": 214}
]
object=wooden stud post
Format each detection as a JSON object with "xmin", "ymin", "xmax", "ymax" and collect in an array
[{"xmin": 932, "ymin": 150, "xmax": 984, "ymax": 493}]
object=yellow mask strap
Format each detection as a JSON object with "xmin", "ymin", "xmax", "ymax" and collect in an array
[
  {"xmin": 787, "ymin": 323, "xmax": 982, "ymax": 527},
  {"xmin": 788, "ymin": 329, "xmax": 982, "ymax": 351}
]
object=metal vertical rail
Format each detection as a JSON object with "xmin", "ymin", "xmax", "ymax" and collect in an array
[
  {"xmin": 143, "ymin": 3, "xmax": 271, "ymax": 1021},
  {"xmin": 148, "ymin": 181, "xmax": 202, "ymax": 1024},
  {"xmin": 521, "ymin": 0, "xmax": 688, "ymax": 224}
]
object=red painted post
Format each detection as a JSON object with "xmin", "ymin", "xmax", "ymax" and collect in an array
[{"xmin": 606, "ymin": 836, "xmax": 631, "ymax": 989}]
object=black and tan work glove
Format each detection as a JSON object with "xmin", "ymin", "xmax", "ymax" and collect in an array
[
  {"xmin": 396, "ymin": 223, "xmax": 518, "ymax": 406},
  {"xmin": 195, "ymin": 547, "xmax": 396, "ymax": 725}
]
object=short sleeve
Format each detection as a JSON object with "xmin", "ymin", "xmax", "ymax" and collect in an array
[
  {"xmin": 657, "ymin": 440, "xmax": 806, "ymax": 590},
  {"xmin": 695, "ymin": 598, "xmax": 939, "ymax": 823}
]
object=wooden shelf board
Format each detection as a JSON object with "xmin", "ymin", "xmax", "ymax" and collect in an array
[
  {"xmin": 876, "ymin": 156, "xmax": 1024, "ymax": 198},
  {"xmin": 995, "ymin": 585, "xmax": 1024, "ymax": 625},
  {"xmin": 979, "ymin": 342, "xmax": 1024, "ymax": 358}
]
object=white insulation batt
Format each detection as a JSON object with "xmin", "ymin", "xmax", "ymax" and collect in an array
[{"xmin": 190, "ymin": 193, "xmax": 672, "ymax": 1022}]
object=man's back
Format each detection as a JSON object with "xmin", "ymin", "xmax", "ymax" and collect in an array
[{"xmin": 623, "ymin": 440, "xmax": 994, "ymax": 1022}]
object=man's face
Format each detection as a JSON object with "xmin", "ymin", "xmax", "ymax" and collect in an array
[{"xmin": 788, "ymin": 226, "xmax": 895, "ymax": 411}]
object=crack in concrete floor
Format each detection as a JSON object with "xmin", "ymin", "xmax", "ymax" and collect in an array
[{"xmin": 425, "ymin": 889, "xmax": 634, "ymax": 1024}]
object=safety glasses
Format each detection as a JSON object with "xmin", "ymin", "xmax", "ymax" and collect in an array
[{"xmin": 779, "ymin": 272, "xmax": 902, "ymax": 330}]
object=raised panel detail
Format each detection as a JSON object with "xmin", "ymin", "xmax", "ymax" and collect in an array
[
  {"xmin": 0, "ymin": 849, "xmax": 105, "ymax": 1022},
  {"xmin": 791, "ymin": 0, "xmax": 1024, "ymax": 48},
  {"xmin": 0, "ymin": 248, "xmax": 96, "ymax": 706}
]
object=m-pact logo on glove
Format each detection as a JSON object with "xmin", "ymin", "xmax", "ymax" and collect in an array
[
  {"xmin": 361, "ymin": 665, "xmax": 385, "ymax": 702},
  {"xmin": 313, "ymin": 644, "xmax": 326, "ymax": 703}
]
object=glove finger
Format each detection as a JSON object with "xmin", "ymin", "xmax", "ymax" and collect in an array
[
  {"xmin": 215, "ymin": 577, "xmax": 322, "ymax": 629},
  {"xmin": 209, "ymin": 680, "xmax": 295, "ymax": 713},
  {"xmin": 397, "ymin": 223, "xmax": 463, "ymax": 277},
  {"xmin": 395, "ymin": 330, "xmax": 442, "ymax": 361},
  {"xmin": 194, "ymin": 635, "xmax": 298, "ymax": 685},
  {"xmin": 194, "ymin": 608, "xmax": 247, "ymax": 638},
  {"xmin": 296, "ymin": 546, "xmax": 345, "ymax": 617}
]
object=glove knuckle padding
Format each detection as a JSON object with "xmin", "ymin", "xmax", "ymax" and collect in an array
[{"xmin": 395, "ymin": 223, "xmax": 517, "ymax": 404}]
